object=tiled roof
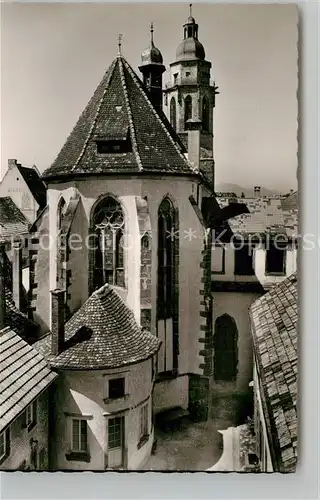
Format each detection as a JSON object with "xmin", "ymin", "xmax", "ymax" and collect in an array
[
  {"xmin": 0, "ymin": 197, "xmax": 29, "ymax": 242},
  {"xmin": 250, "ymin": 273, "xmax": 298, "ymax": 472},
  {"xmin": 15, "ymin": 164, "xmax": 47, "ymax": 210},
  {"xmin": 216, "ymin": 196, "xmax": 298, "ymax": 238},
  {"xmin": 281, "ymin": 191, "xmax": 298, "ymax": 211},
  {"xmin": 0, "ymin": 326, "xmax": 58, "ymax": 432},
  {"xmin": 34, "ymin": 284, "xmax": 161, "ymax": 370},
  {"xmin": 42, "ymin": 56, "xmax": 198, "ymax": 181},
  {"xmin": 4, "ymin": 287, "xmax": 39, "ymax": 342}
]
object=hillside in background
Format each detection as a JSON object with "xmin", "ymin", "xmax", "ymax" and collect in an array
[{"xmin": 215, "ymin": 183, "xmax": 285, "ymax": 197}]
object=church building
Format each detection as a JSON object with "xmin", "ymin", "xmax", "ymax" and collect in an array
[{"xmin": 26, "ymin": 7, "xmax": 270, "ymax": 469}]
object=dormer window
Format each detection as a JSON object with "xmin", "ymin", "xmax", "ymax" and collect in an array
[
  {"xmin": 96, "ymin": 139, "xmax": 131, "ymax": 154},
  {"xmin": 95, "ymin": 128, "xmax": 131, "ymax": 154}
]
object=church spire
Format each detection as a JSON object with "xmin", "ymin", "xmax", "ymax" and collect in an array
[{"xmin": 117, "ymin": 33, "xmax": 123, "ymax": 56}]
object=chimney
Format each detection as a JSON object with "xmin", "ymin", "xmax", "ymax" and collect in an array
[
  {"xmin": 12, "ymin": 239, "xmax": 23, "ymax": 310},
  {"xmin": 0, "ymin": 244, "xmax": 6, "ymax": 329},
  {"xmin": 51, "ymin": 289, "xmax": 65, "ymax": 356},
  {"xmin": 186, "ymin": 119, "xmax": 202, "ymax": 171},
  {"xmin": 254, "ymin": 186, "xmax": 261, "ymax": 198}
]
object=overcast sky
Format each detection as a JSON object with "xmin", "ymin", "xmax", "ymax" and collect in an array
[{"xmin": 1, "ymin": 3, "xmax": 298, "ymax": 190}]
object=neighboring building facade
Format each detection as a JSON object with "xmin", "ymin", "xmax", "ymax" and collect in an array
[
  {"xmin": 0, "ymin": 326, "xmax": 57, "ymax": 470},
  {"xmin": 250, "ymin": 273, "xmax": 298, "ymax": 472},
  {"xmin": 34, "ymin": 284, "xmax": 160, "ymax": 470},
  {"xmin": 205, "ymin": 194, "xmax": 298, "ymax": 412},
  {"xmin": 0, "ymin": 159, "xmax": 47, "ymax": 224}
]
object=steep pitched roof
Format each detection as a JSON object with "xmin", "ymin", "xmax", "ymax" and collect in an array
[
  {"xmin": 0, "ymin": 326, "xmax": 58, "ymax": 432},
  {"xmin": 34, "ymin": 284, "xmax": 161, "ymax": 370},
  {"xmin": 216, "ymin": 196, "xmax": 298, "ymax": 239},
  {"xmin": 43, "ymin": 56, "xmax": 198, "ymax": 181},
  {"xmin": 15, "ymin": 164, "xmax": 47, "ymax": 210},
  {"xmin": 0, "ymin": 197, "xmax": 29, "ymax": 242},
  {"xmin": 4, "ymin": 287, "xmax": 39, "ymax": 342},
  {"xmin": 250, "ymin": 273, "xmax": 298, "ymax": 472}
]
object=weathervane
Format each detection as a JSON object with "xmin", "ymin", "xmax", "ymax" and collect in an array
[
  {"xmin": 150, "ymin": 21, "xmax": 154, "ymax": 44},
  {"xmin": 117, "ymin": 33, "xmax": 123, "ymax": 55}
]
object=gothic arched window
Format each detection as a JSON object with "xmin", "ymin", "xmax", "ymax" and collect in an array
[
  {"xmin": 213, "ymin": 314, "xmax": 238, "ymax": 382},
  {"xmin": 91, "ymin": 196, "xmax": 125, "ymax": 290},
  {"xmin": 157, "ymin": 198, "xmax": 177, "ymax": 319},
  {"xmin": 202, "ymin": 96, "xmax": 210, "ymax": 132},
  {"xmin": 57, "ymin": 197, "xmax": 67, "ymax": 232},
  {"xmin": 170, "ymin": 97, "xmax": 177, "ymax": 131},
  {"xmin": 57, "ymin": 197, "xmax": 67, "ymax": 288},
  {"xmin": 184, "ymin": 95, "xmax": 192, "ymax": 128},
  {"xmin": 157, "ymin": 197, "xmax": 179, "ymax": 375}
]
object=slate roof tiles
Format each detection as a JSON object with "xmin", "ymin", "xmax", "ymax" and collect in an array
[
  {"xmin": 0, "ymin": 326, "xmax": 58, "ymax": 432},
  {"xmin": 250, "ymin": 272, "xmax": 298, "ymax": 472},
  {"xmin": 0, "ymin": 197, "xmax": 30, "ymax": 242},
  {"xmin": 43, "ymin": 56, "xmax": 198, "ymax": 181},
  {"xmin": 216, "ymin": 196, "xmax": 298, "ymax": 238},
  {"xmin": 34, "ymin": 284, "xmax": 161, "ymax": 370}
]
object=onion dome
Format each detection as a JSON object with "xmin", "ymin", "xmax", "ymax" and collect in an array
[
  {"xmin": 140, "ymin": 22, "xmax": 163, "ymax": 66},
  {"xmin": 176, "ymin": 5, "xmax": 206, "ymax": 61},
  {"xmin": 176, "ymin": 38, "xmax": 205, "ymax": 62}
]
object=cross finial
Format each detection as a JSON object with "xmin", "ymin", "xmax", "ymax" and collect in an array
[
  {"xmin": 117, "ymin": 33, "xmax": 123, "ymax": 55},
  {"xmin": 189, "ymin": 4, "xmax": 193, "ymax": 17},
  {"xmin": 150, "ymin": 21, "xmax": 154, "ymax": 44}
]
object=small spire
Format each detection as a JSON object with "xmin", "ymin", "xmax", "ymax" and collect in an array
[
  {"xmin": 117, "ymin": 33, "xmax": 123, "ymax": 56},
  {"xmin": 150, "ymin": 21, "xmax": 154, "ymax": 45},
  {"xmin": 189, "ymin": 4, "xmax": 193, "ymax": 17}
]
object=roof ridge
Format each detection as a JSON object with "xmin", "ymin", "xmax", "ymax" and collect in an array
[
  {"xmin": 122, "ymin": 57, "xmax": 198, "ymax": 175},
  {"xmin": 72, "ymin": 58, "xmax": 118, "ymax": 172},
  {"xmin": 118, "ymin": 58, "xmax": 143, "ymax": 171}
]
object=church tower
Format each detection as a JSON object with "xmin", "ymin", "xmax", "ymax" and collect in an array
[
  {"xmin": 164, "ymin": 5, "xmax": 218, "ymax": 154},
  {"xmin": 139, "ymin": 23, "xmax": 166, "ymax": 113}
]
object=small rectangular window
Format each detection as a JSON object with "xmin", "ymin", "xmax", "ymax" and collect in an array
[
  {"xmin": 140, "ymin": 404, "xmax": 148, "ymax": 439},
  {"xmin": 96, "ymin": 139, "xmax": 131, "ymax": 154},
  {"xmin": 108, "ymin": 378, "xmax": 125, "ymax": 400},
  {"xmin": 266, "ymin": 243, "xmax": 286, "ymax": 275},
  {"xmin": 212, "ymin": 245, "xmax": 225, "ymax": 274},
  {"xmin": 72, "ymin": 419, "xmax": 88, "ymax": 452},
  {"xmin": 25, "ymin": 400, "xmax": 37, "ymax": 431},
  {"xmin": 108, "ymin": 417, "xmax": 123, "ymax": 449},
  {"xmin": 0, "ymin": 429, "xmax": 10, "ymax": 463},
  {"xmin": 173, "ymin": 73, "xmax": 178, "ymax": 84},
  {"xmin": 234, "ymin": 245, "xmax": 255, "ymax": 276}
]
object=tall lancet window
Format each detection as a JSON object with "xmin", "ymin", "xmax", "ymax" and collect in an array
[
  {"xmin": 92, "ymin": 196, "xmax": 125, "ymax": 290},
  {"xmin": 57, "ymin": 197, "xmax": 67, "ymax": 288},
  {"xmin": 157, "ymin": 197, "xmax": 179, "ymax": 375},
  {"xmin": 57, "ymin": 197, "xmax": 67, "ymax": 232},
  {"xmin": 170, "ymin": 97, "xmax": 177, "ymax": 131},
  {"xmin": 202, "ymin": 96, "xmax": 209, "ymax": 132},
  {"xmin": 184, "ymin": 95, "xmax": 192, "ymax": 128}
]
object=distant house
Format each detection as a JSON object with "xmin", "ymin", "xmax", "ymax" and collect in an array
[
  {"xmin": 0, "ymin": 159, "xmax": 47, "ymax": 223},
  {"xmin": 0, "ymin": 196, "xmax": 30, "ymax": 243},
  {"xmin": 0, "ymin": 326, "xmax": 58, "ymax": 470},
  {"xmin": 215, "ymin": 195, "xmax": 298, "ymax": 290},
  {"xmin": 250, "ymin": 273, "xmax": 298, "ymax": 472}
]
